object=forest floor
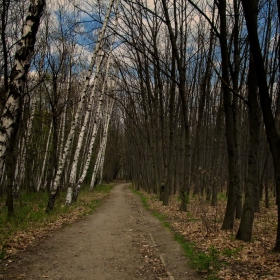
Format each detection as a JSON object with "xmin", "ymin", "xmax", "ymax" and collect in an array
[
  {"xmin": 136, "ymin": 190, "xmax": 280, "ymax": 280},
  {"xmin": 0, "ymin": 183, "xmax": 199, "ymax": 280}
]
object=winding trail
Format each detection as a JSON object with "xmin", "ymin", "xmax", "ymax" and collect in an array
[{"xmin": 1, "ymin": 183, "xmax": 199, "ymax": 279}]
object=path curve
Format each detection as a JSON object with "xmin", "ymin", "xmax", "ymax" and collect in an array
[{"xmin": 1, "ymin": 183, "xmax": 199, "ymax": 279}]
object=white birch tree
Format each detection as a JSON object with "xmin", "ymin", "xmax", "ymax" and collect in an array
[
  {"xmin": 46, "ymin": 0, "xmax": 116, "ymax": 211},
  {"xmin": 72, "ymin": 79, "xmax": 116, "ymax": 201},
  {"xmin": 66, "ymin": 0, "xmax": 120, "ymax": 204},
  {"xmin": 0, "ymin": 0, "xmax": 46, "ymax": 179},
  {"xmin": 65, "ymin": 51, "xmax": 105, "ymax": 205},
  {"xmin": 71, "ymin": 95, "xmax": 103, "ymax": 201},
  {"xmin": 98, "ymin": 98, "xmax": 115, "ymax": 185},
  {"xmin": 37, "ymin": 121, "xmax": 53, "ymax": 191},
  {"xmin": 90, "ymin": 96, "xmax": 115, "ymax": 190},
  {"xmin": 13, "ymin": 95, "xmax": 36, "ymax": 197}
]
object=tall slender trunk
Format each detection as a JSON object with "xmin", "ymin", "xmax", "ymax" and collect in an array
[
  {"xmin": 37, "ymin": 122, "xmax": 53, "ymax": 191},
  {"xmin": 236, "ymin": 55, "xmax": 260, "ymax": 241},
  {"xmin": 13, "ymin": 95, "xmax": 36, "ymax": 197},
  {"xmin": 241, "ymin": 0, "xmax": 280, "ymax": 251},
  {"xmin": 46, "ymin": 0, "xmax": 115, "ymax": 212},
  {"xmin": 211, "ymin": 102, "xmax": 223, "ymax": 206},
  {"xmin": 231, "ymin": 0, "xmax": 242, "ymax": 219},
  {"xmin": 218, "ymin": 0, "xmax": 240, "ymax": 230},
  {"xmin": 5, "ymin": 94, "xmax": 22, "ymax": 216},
  {"xmin": 0, "ymin": 0, "xmax": 10, "ymax": 95},
  {"xmin": 73, "ymin": 101, "xmax": 102, "ymax": 196},
  {"xmin": 163, "ymin": 38, "xmax": 176, "ymax": 205},
  {"xmin": 98, "ymin": 99, "xmax": 115, "ymax": 185},
  {"xmin": 67, "ymin": 0, "xmax": 119, "ymax": 205},
  {"xmin": 58, "ymin": 91, "xmax": 68, "ymax": 166},
  {"xmin": 65, "ymin": 52, "xmax": 104, "ymax": 205},
  {"xmin": 89, "ymin": 98, "xmax": 114, "ymax": 191},
  {"xmin": 0, "ymin": 0, "xmax": 45, "ymax": 179},
  {"xmin": 73, "ymin": 81, "xmax": 115, "ymax": 201},
  {"xmin": 161, "ymin": 0, "xmax": 189, "ymax": 206}
]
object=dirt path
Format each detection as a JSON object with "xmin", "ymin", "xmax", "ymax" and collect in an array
[{"xmin": 0, "ymin": 183, "xmax": 199, "ymax": 279}]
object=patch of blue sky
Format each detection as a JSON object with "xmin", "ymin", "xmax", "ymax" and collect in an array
[
  {"xmin": 71, "ymin": 8, "xmax": 117, "ymax": 50},
  {"xmin": 78, "ymin": 18, "xmax": 102, "ymax": 50},
  {"xmin": 52, "ymin": 8, "xmax": 100, "ymax": 49}
]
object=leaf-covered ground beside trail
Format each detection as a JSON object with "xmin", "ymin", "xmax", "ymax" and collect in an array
[
  {"xmin": 138, "ymin": 191, "xmax": 280, "ymax": 280},
  {"xmin": 0, "ymin": 185, "xmax": 112, "ymax": 259}
]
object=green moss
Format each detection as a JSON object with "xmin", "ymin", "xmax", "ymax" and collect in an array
[
  {"xmin": 217, "ymin": 192, "xmax": 227, "ymax": 201},
  {"xmin": 174, "ymin": 235, "xmax": 220, "ymax": 279},
  {"xmin": 222, "ymin": 246, "xmax": 243, "ymax": 257}
]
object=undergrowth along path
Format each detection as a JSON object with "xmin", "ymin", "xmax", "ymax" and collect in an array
[
  {"xmin": 0, "ymin": 183, "xmax": 198, "ymax": 279},
  {"xmin": 136, "ymin": 190, "xmax": 280, "ymax": 280},
  {"xmin": 0, "ymin": 184, "xmax": 112, "ymax": 258}
]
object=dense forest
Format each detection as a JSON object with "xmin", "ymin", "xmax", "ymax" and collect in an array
[{"xmin": 0, "ymin": 0, "xmax": 280, "ymax": 254}]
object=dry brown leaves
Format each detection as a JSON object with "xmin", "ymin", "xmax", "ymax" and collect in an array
[
  {"xmin": 127, "ymin": 191, "xmax": 169, "ymax": 279},
  {"xmin": 133, "ymin": 232, "xmax": 169, "ymax": 280},
  {"xmin": 141, "ymin": 192, "xmax": 280, "ymax": 280}
]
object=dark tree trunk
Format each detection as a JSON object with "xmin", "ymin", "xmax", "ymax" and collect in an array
[
  {"xmin": 5, "ymin": 98, "xmax": 22, "ymax": 216},
  {"xmin": 236, "ymin": 55, "xmax": 260, "ymax": 242},
  {"xmin": 6, "ymin": 154, "xmax": 15, "ymax": 217},
  {"xmin": 164, "ymin": 47, "xmax": 176, "ymax": 206},
  {"xmin": 211, "ymin": 103, "xmax": 223, "ymax": 206},
  {"xmin": 217, "ymin": 0, "xmax": 240, "ymax": 230},
  {"xmin": 241, "ymin": 0, "xmax": 280, "ymax": 251}
]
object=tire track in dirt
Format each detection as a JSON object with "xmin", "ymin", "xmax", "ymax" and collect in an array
[{"xmin": 0, "ymin": 183, "xmax": 199, "ymax": 279}]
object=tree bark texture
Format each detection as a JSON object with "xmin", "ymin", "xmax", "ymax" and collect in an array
[
  {"xmin": 0, "ymin": 0, "xmax": 45, "ymax": 179},
  {"xmin": 46, "ymin": 0, "xmax": 115, "ymax": 211}
]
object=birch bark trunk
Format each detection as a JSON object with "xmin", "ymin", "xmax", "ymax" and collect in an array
[
  {"xmin": 0, "ymin": 0, "xmax": 45, "ymax": 179},
  {"xmin": 58, "ymin": 93, "xmax": 68, "ymax": 166},
  {"xmin": 37, "ymin": 122, "xmax": 53, "ymax": 191},
  {"xmin": 46, "ymin": 0, "xmax": 115, "ymax": 211},
  {"xmin": 73, "ymin": 80, "xmax": 115, "ymax": 200},
  {"xmin": 89, "ymin": 99, "xmax": 115, "ymax": 190},
  {"xmin": 98, "ymin": 99, "xmax": 115, "ymax": 185},
  {"xmin": 71, "ymin": 4, "xmax": 119, "ymax": 202},
  {"xmin": 72, "ymin": 103, "xmax": 102, "ymax": 200},
  {"xmin": 65, "ymin": 53, "xmax": 104, "ymax": 205},
  {"xmin": 13, "ymin": 95, "xmax": 36, "ymax": 197}
]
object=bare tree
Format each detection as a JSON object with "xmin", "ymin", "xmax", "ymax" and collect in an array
[{"xmin": 0, "ymin": 0, "xmax": 45, "ymax": 216}]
